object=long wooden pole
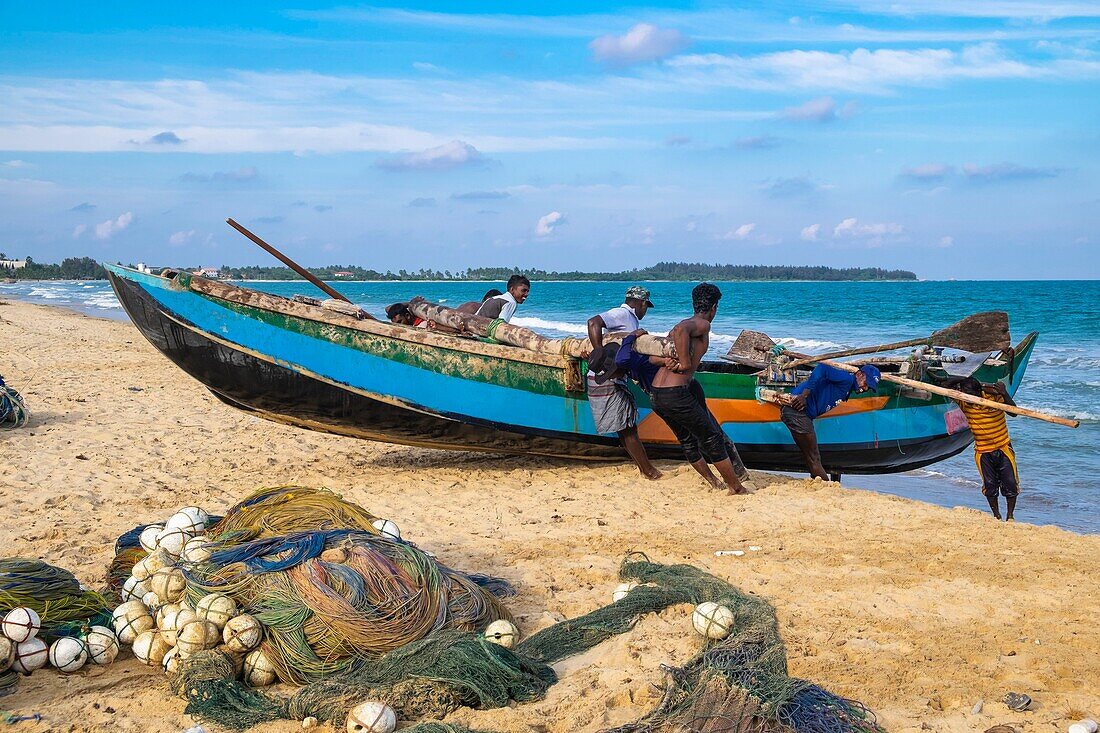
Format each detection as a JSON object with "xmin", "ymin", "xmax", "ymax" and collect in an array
[
  {"xmin": 226, "ymin": 218, "xmax": 352, "ymax": 303},
  {"xmin": 817, "ymin": 357, "xmax": 1078, "ymax": 428}
]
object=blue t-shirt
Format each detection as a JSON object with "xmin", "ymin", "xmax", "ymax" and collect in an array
[
  {"xmin": 614, "ymin": 334, "xmax": 660, "ymax": 394},
  {"xmin": 790, "ymin": 364, "xmax": 857, "ymax": 419}
]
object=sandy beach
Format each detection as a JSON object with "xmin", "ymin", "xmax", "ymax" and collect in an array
[{"xmin": 1, "ymin": 297, "xmax": 1097, "ymax": 733}]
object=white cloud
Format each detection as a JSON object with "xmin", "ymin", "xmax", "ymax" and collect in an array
[
  {"xmin": 536, "ymin": 211, "xmax": 565, "ymax": 237},
  {"xmin": 95, "ymin": 212, "xmax": 133, "ymax": 240},
  {"xmin": 782, "ymin": 96, "xmax": 839, "ymax": 121},
  {"xmin": 640, "ymin": 225, "xmax": 655, "ymax": 244},
  {"xmin": 901, "ymin": 163, "xmax": 953, "ymax": 179},
  {"xmin": 723, "ymin": 222, "xmax": 757, "ymax": 240},
  {"xmin": 939, "ymin": 235, "xmax": 955, "ymax": 247},
  {"xmin": 666, "ymin": 43, "xmax": 1098, "ymax": 93},
  {"xmin": 376, "ymin": 140, "xmax": 488, "ymax": 171},
  {"xmin": 833, "ymin": 217, "xmax": 903, "ymax": 243},
  {"xmin": 843, "ymin": 0, "xmax": 1100, "ymax": 20},
  {"xmin": 71, "ymin": 224, "xmax": 86, "ymax": 239},
  {"xmin": 169, "ymin": 229, "xmax": 196, "ymax": 245},
  {"xmin": 589, "ymin": 23, "xmax": 689, "ymax": 66},
  {"xmin": 800, "ymin": 223, "xmax": 820, "ymax": 241}
]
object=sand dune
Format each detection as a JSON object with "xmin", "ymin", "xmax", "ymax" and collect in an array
[{"xmin": 0, "ymin": 298, "xmax": 1097, "ymax": 733}]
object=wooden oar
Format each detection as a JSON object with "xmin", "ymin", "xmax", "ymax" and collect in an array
[
  {"xmin": 727, "ymin": 330, "xmax": 1079, "ymax": 428},
  {"xmin": 226, "ymin": 218, "xmax": 352, "ymax": 303},
  {"xmin": 784, "ymin": 311, "xmax": 1009, "ymax": 369}
]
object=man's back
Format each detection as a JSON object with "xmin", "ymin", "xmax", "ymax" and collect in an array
[{"xmin": 652, "ymin": 315, "xmax": 710, "ymax": 388}]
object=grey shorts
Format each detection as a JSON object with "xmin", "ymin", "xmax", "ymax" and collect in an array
[
  {"xmin": 587, "ymin": 376, "xmax": 638, "ymax": 435},
  {"xmin": 780, "ymin": 405, "xmax": 815, "ymax": 436}
]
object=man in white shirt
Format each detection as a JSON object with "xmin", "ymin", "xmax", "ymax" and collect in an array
[
  {"xmin": 475, "ymin": 275, "xmax": 530, "ymax": 323},
  {"xmin": 585, "ymin": 286, "xmax": 661, "ymax": 480}
]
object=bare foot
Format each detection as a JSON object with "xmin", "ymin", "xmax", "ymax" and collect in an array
[{"xmin": 640, "ymin": 467, "xmax": 663, "ymax": 480}]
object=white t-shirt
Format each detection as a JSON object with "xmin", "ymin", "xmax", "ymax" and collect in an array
[
  {"xmin": 476, "ymin": 291, "xmax": 519, "ymax": 322},
  {"xmin": 588, "ymin": 304, "xmax": 640, "ymax": 380}
]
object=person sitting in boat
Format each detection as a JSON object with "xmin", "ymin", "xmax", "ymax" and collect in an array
[
  {"xmin": 475, "ymin": 275, "xmax": 529, "ymax": 323},
  {"xmin": 649, "ymin": 283, "xmax": 748, "ymax": 495},
  {"xmin": 943, "ymin": 376, "xmax": 1020, "ymax": 521},
  {"xmin": 776, "ymin": 363, "xmax": 881, "ymax": 481},
  {"xmin": 584, "ymin": 287, "xmax": 661, "ymax": 480},
  {"xmin": 456, "ymin": 289, "xmax": 503, "ymax": 315},
  {"xmin": 385, "ymin": 302, "xmax": 435, "ymax": 329}
]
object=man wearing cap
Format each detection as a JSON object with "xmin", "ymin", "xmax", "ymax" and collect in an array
[
  {"xmin": 584, "ymin": 287, "xmax": 661, "ymax": 480},
  {"xmin": 777, "ymin": 363, "xmax": 882, "ymax": 480}
]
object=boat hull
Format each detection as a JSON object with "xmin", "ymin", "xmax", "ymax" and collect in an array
[{"xmin": 106, "ymin": 265, "xmax": 1035, "ymax": 474}]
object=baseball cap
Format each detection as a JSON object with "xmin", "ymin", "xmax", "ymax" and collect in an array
[
  {"xmin": 858, "ymin": 365, "xmax": 881, "ymax": 390},
  {"xmin": 625, "ymin": 286, "xmax": 654, "ymax": 308}
]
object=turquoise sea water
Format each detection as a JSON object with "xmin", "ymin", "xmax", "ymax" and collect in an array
[{"xmin": 3, "ymin": 278, "xmax": 1097, "ymax": 534}]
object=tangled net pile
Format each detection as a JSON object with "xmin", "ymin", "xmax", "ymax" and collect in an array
[
  {"xmin": 111, "ymin": 487, "xmax": 512, "ymax": 687},
  {"xmin": 0, "ymin": 374, "xmax": 29, "ymax": 428},
  {"xmin": 0, "ymin": 558, "xmax": 111, "ymax": 692}
]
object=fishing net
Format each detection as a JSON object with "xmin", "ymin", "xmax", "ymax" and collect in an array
[
  {"xmin": 0, "ymin": 375, "xmax": 29, "ymax": 429},
  {"xmin": 169, "ymin": 550, "xmax": 882, "ymax": 733},
  {"xmin": 0, "ymin": 558, "xmax": 110, "ymax": 639}
]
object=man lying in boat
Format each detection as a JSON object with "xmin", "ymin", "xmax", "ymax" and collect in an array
[
  {"xmin": 475, "ymin": 275, "xmax": 530, "ymax": 323},
  {"xmin": 775, "ymin": 364, "xmax": 881, "ymax": 480},
  {"xmin": 943, "ymin": 376, "xmax": 1020, "ymax": 522},
  {"xmin": 583, "ymin": 287, "xmax": 662, "ymax": 480},
  {"xmin": 649, "ymin": 283, "xmax": 749, "ymax": 495}
]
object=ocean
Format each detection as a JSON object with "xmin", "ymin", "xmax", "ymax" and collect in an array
[{"xmin": 3, "ymin": 278, "xmax": 1097, "ymax": 534}]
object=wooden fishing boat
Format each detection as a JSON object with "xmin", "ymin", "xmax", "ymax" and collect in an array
[{"xmin": 104, "ymin": 263, "xmax": 1037, "ymax": 474}]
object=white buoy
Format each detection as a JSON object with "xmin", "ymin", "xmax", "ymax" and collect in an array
[
  {"xmin": 162, "ymin": 646, "xmax": 180, "ymax": 676},
  {"xmin": 195, "ymin": 593, "xmax": 237, "ymax": 629},
  {"xmin": 345, "ymin": 701, "xmax": 397, "ymax": 733},
  {"xmin": 484, "ymin": 619, "xmax": 519, "ymax": 649},
  {"xmin": 176, "ymin": 620, "xmax": 220, "ymax": 657},
  {"xmin": 149, "ymin": 567, "xmax": 187, "ymax": 603},
  {"xmin": 132, "ymin": 629, "xmax": 172, "ymax": 666},
  {"xmin": 168, "ymin": 507, "xmax": 208, "ymax": 535},
  {"xmin": 692, "ymin": 602, "xmax": 735, "ymax": 640},
  {"xmin": 0, "ymin": 636, "xmax": 14, "ymax": 673},
  {"xmin": 1069, "ymin": 721, "xmax": 1098, "ymax": 733},
  {"xmin": 612, "ymin": 582, "xmax": 638, "ymax": 602},
  {"xmin": 121, "ymin": 575, "xmax": 150, "ymax": 602},
  {"xmin": 371, "ymin": 519, "xmax": 401, "ymax": 540},
  {"xmin": 243, "ymin": 648, "xmax": 278, "ymax": 687},
  {"xmin": 155, "ymin": 526, "xmax": 192, "ymax": 558},
  {"xmin": 223, "ymin": 614, "xmax": 263, "ymax": 654},
  {"xmin": 160, "ymin": 607, "xmax": 198, "ymax": 646},
  {"xmin": 182, "ymin": 537, "xmax": 213, "ymax": 564},
  {"xmin": 84, "ymin": 626, "xmax": 119, "ymax": 665},
  {"xmin": 112, "ymin": 600, "xmax": 155, "ymax": 644},
  {"xmin": 139, "ymin": 524, "xmax": 165, "ymax": 553},
  {"xmin": 11, "ymin": 637, "xmax": 49, "ymax": 675},
  {"xmin": 48, "ymin": 636, "xmax": 89, "ymax": 673},
  {"xmin": 2, "ymin": 607, "xmax": 41, "ymax": 642},
  {"xmin": 141, "ymin": 590, "xmax": 164, "ymax": 613}
]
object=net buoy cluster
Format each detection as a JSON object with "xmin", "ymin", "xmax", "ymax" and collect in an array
[{"xmin": 0, "ymin": 374, "xmax": 29, "ymax": 429}]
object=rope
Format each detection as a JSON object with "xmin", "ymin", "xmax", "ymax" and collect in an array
[{"xmin": 485, "ymin": 319, "xmax": 504, "ymax": 342}]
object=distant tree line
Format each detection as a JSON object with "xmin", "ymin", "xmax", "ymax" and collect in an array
[
  {"xmin": 2, "ymin": 257, "xmax": 916, "ymax": 282},
  {"xmin": 222, "ymin": 262, "xmax": 917, "ymax": 281},
  {"xmin": 0, "ymin": 256, "xmax": 108, "ymax": 280}
]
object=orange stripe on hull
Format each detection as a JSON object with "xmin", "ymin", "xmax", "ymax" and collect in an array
[{"xmin": 636, "ymin": 396, "xmax": 889, "ymax": 443}]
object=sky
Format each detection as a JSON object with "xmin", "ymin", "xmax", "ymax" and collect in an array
[{"xmin": 0, "ymin": 1, "xmax": 1098, "ymax": 279}]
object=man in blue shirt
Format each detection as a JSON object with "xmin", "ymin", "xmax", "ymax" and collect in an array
[{"xmin": 777, "ymin": 363, "xmax": 881, "ymax": 480}]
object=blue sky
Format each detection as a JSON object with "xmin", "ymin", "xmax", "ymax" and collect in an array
[{"xmin": 0, "ymin": 1, "xmax": 1098, "ymax": 279}]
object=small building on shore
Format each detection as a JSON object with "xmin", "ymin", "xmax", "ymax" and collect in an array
[{"xmin": 0, "ymin": 259, "xmax": 27, "ymax": 270}]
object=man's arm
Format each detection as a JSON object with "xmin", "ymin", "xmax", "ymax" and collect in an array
[
  {"xmin": 985, "ymin": 381, "xmax": 1017, "ymax": 410},
  {"xmin": 586, "ymin": 315, "xmax": 606, "ymax": 351}
]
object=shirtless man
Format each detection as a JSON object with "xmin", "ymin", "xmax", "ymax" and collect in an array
[{"xmin": 649, "ymin": 283, "xmax": 748, "ymax": 494}]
